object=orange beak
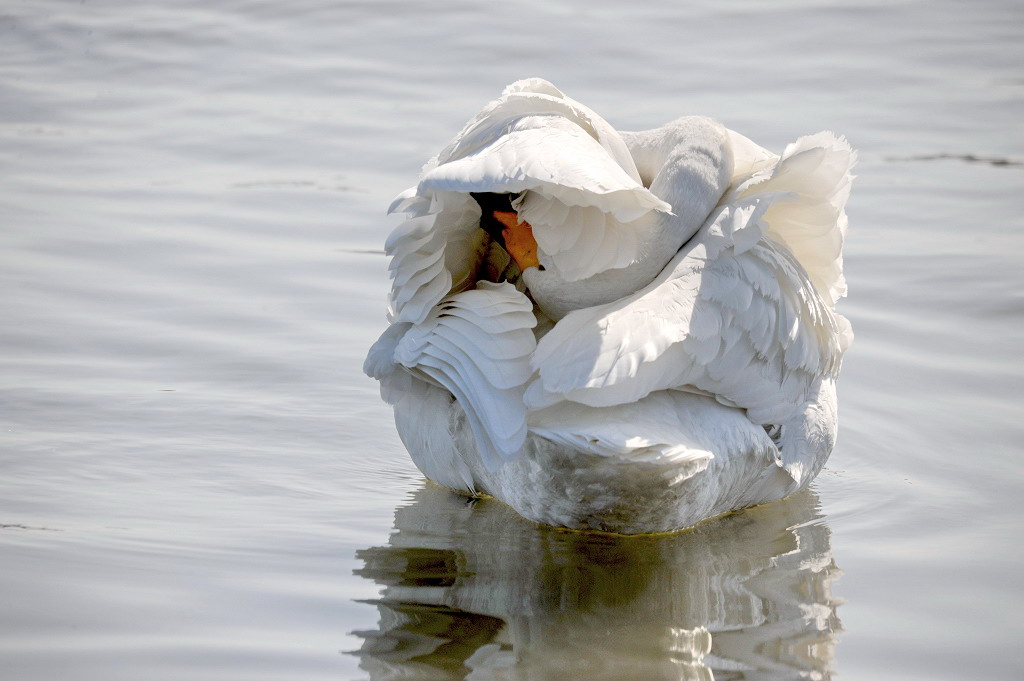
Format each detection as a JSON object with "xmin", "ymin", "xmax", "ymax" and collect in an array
[{"xmin": 492, "ymin": 211, "xmax": 540, "ymax": 270}]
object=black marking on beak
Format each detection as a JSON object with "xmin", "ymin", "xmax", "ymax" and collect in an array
[{"xmin": 470, "ymin": 192, "xmax": 515, "ymax": 249}]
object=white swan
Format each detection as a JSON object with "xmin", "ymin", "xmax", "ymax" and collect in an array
[{"xmin": 365, "ymin": 78, "xmax": 855, "ymax": 534}]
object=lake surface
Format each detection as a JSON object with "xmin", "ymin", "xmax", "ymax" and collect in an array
[{"xmin": 2, "ymin": 1, "xmax": 1022, "ymax": 679}]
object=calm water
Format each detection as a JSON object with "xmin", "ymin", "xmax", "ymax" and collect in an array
[{"xmin": 2, "ymin": 1, "xmax": 1023, "ymax": 679}]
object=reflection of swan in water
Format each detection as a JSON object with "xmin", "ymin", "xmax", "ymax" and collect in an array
[{"xmin": 351, "ymin": 483, "xmax": 842, "ymax": 680}]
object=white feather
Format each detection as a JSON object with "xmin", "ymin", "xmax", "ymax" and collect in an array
[{"xmin": 389, "ymin": 282, "xmax": 537, "ymax": 470}]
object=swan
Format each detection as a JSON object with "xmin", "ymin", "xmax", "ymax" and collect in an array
[{"xmin": 365, "ymin": 78, "xmax": 855, "ymax": 534}]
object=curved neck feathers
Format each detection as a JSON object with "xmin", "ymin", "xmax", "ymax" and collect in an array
[
  {"xmin": 524, "ymin": 117, "xmax": 733, "ymax": 320},
  {"xmin": 621, "ymin": 116, "xmax": 734, "ymax": 248}
]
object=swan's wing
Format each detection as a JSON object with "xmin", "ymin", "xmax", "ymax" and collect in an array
[
  {"xmin": 724, "ymin": 131, "xmax": 856, "ymax": 308},
  {"xmin": 435, "ymin": 77, "xmax": 644, "ymax": 186},
  {"xmin": 525, "ymin": 198, "xmax": 849, "ymax": 426},
  {"xmin": 371, "ymin": 281, "xmax": 537, "ymax": 470},
  {"xmin": 421, "ymin": 114, "xmax": 670, "ymax": 282},
  {"xmin": 384, "ymin": 191, "xmax": 508, "ymax": 325}
]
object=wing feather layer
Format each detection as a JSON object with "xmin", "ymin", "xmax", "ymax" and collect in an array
[
  {"xmin": 388, "ymin": 282, "xmax": 537, "ymax": 470},
  {"xmin": 527, "ymin": 199, "xmax": 847, "ymax": 426},
  {"xmin": 727, "ymin": 132, "xmax": 857, "ymax": 309},
  {"xmin": 384, "ymin": 192, "xmax": 484, "ymax": 324}
]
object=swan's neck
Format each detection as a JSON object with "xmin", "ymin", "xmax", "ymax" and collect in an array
[
  {"xmin": 621, "ymin": 116, "xmax": 734, "ymax": 248},
  {"xmin": 524, "ymin": 117, "xmax": 734, "ymax": 320}
]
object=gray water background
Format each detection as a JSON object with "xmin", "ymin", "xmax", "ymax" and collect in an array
[{"xmin": 2, "ymin": 0, "xmax": 1023, "ymax": 679}]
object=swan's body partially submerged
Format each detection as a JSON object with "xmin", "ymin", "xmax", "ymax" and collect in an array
[{"xmin": 365, "ymin": 78, "xmax": 855, "ymax": 534}]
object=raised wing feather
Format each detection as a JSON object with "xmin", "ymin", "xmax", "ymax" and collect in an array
[
  {"xmin": 434, "ymin": 77, "xmax": 643, "ymax": 186},
  {"xmin": 725, "ymin": 132, "xmax": 856, "ymax": 308},
  {"xmin": 390, "ymin": 282, "xmax": 537, "ymax": 470},
  {"xmin": 385, "ymin": 192, "xmax": 487, "ymax": 324},
  {"xmin": 423, "ymin": 116, "xmax": 666, "ymax": 221},
  {"xmin": 421, "ymin": 115, "xmax": 669, "ymax": 282}
]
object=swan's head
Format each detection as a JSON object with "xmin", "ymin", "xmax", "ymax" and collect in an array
[
  {"xmin": 471, "ymin": 191, "xmax": 674, "ymax": 321},
  {"xmin": 471, "ymin": 191, "xmax": 662, "ymax": 320},
  {"xmin": 471, "ymin": 192, "xmax": 541, "ymax": 272}
]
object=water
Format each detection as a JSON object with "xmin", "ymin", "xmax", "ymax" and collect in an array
[{"xmin": 1, "ymin": 0, "xmax": 1022, "ymax": 679}]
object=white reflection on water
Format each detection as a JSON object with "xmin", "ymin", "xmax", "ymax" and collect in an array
[{"xmin": 352, "ymin": 486, "xmax": 839, "ymax": 680}]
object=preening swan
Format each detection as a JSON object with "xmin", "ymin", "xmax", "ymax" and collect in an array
[{"xmin": 365, "ymin": 78, "xmax": 855, "ymax": 534}]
